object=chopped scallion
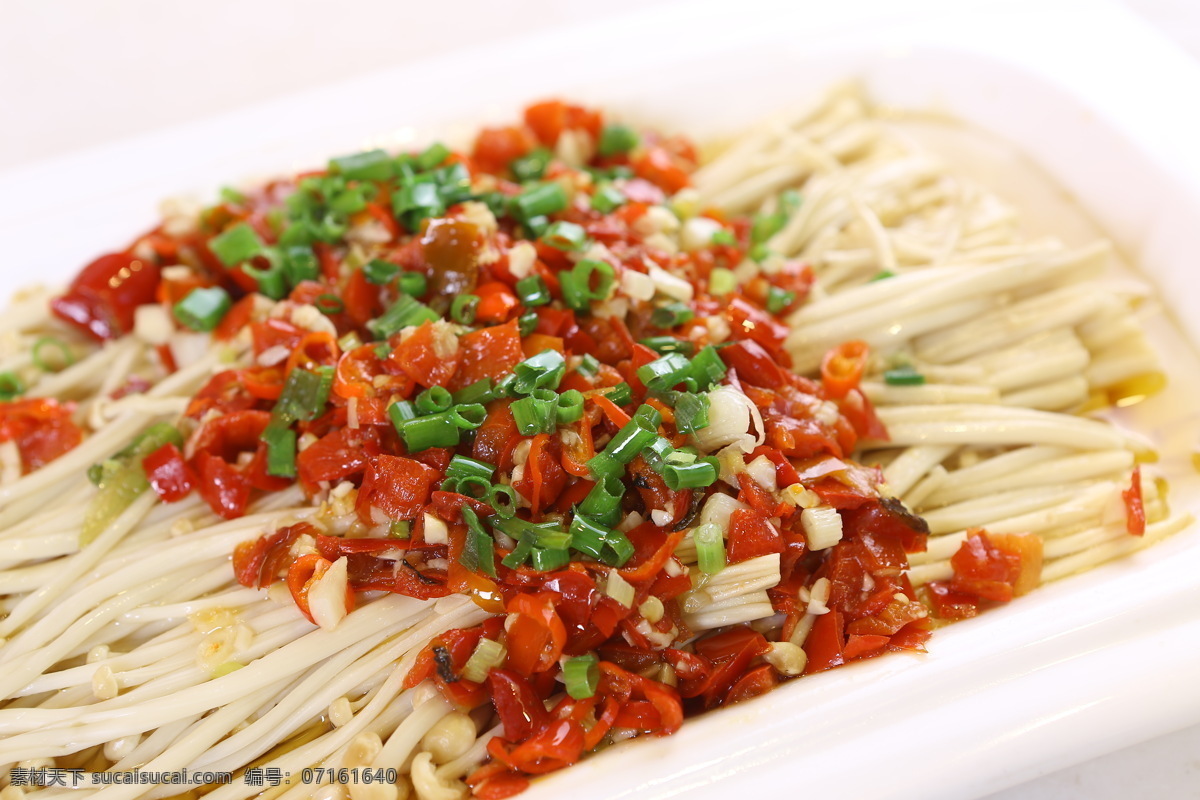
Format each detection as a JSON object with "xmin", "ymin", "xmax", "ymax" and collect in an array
[
  {"xmin": 364, "ymin": 259, "xmax": 400, "ymax": 285},
  {"xmin": 578, "ymin": 476, "xmax": 625, "ymax": 528},
  {"xmin": 694, "ymin": 522, "xmax": 726, "ymax": 575},
  {"xmin": 459, "ymin": 506, "xmax": 496, "ymax": 577},
  {"xmin": 750, "ymin": 210, "xmax": 786, "ymax": 247},
  {"xmin": 208, "ymin": 222, "xmax": 264, "ymax": 267},
  {"xmin": 765, "ymin": 285, "xmax": 797, "ymax": 314},
  {"xmin": 530, "ymin": 546, "xmax": 570, "ymax": 572},
  {"xmin": 674, "ymin": 391, "xmax": 710, "ymax": 434},
  {"xmin": 501, "ymin": 536, "xmax": 534, "ymax": 569},
  {"xmin": 602, "ymin": 417, "xmax": 657, "ymax": 464},
  {"xmin": 569, "ymin": 516, "xmax": 612, "ymax": 560},
  {"xmin": 392, "ymin": 182, "xmax": 445, "ymax": 231},
  {"xmin": 636, "ymin": 352, "xmax": 692, "ymax": 394},
  {"xmin": 415, "ymin": 142, "xmax": 451, "ymax": 171},
  {"xmin": 452, "ymin": 379, "xmax": 496, "ymax": 406},
  {"xmin": 650, "ymin": 302, "xmax": 694, "ymax": 328},
  {"xmin": 398, "ymin": 271, "xmax": 428, "ymax": 297},
  {"xmin": 515, "ymin": 276, "xmax": 551, "ymax": 307},
  {"xmin": 563, "ymin": 653, "xmax": 599, "ymax": 699},
  {"xmin": 367, "ymin": 295, "xmax": 439, "ymax": 339},
  {"xmin": 388, "ymin": 400, "xmax": 418, "ymax": 427},
  {"xmin": 329, "ymin": 184, "xmax": 369, "ymax": 215},
  {"xmin": 32, "ymin": 337, "xmax": 74, "ymax": 372},
  {"xmin": 283, "ymin": 245, "xmax": 320, "ymax": 286},
  {"xmin": 450, "ymin": 294, "xmax": 479, "ymax": 325},
  {"xmin": 447, "ymin": 475, "xmax": 491, "ymax": 499},
  {"xmin": 0, "ymin": 372, "xmax": 23, "ymax": 401},
  {"xmin": 597, "ymin": 124, "xmax": 639, "ymax": 157},
  {"xmin": 330, "ymin": 149, "xmax": 395, "ymax": 181},
  {"xmin": 396, "ymin": 412, "xmax": 460, "ymax": 451},
  {"xmin": 602, "ymin": 529, "xmax": 635, "ymax": 567},
  {"xmin": 511, "ymin": 349, "xmax": 566, "ymax": 394},
  {"xmin": 511, "ymin": 182, "xmax": 568, "ymax": 220},
  {"xmin": 603, "ymin": 382, "xmax": 633, "ymax": 406},
  {"xmin": 590, "ymin": 182, "xmax": 626, "ymax": 213},
  {"xmin": 510, "ymin": 147, "xmax": 553, "ymax": 182},
  {"xmin": 446, "ymin": 455, "xmax": 495, "ymax": 483},
  {"xmin": 709, "ymin": 267, "xmax": 736, "ymax": 296},
  {"xmin": 884, "ymin": 366, "xmax": 926, "ymax": 386},
  {"xmin": 449, "ymin": 403, "xmax": 488, "ymax": 429},
  {"xmin": 633, "ymin": 403, "xmax": 663, "ymax": 429},
  {"xmin": 641, "ymin": 437, "xmax": 675, "ymax": 471},
  {"xmin": 689, "ymin": 345, "xmax": 728, "ymax": 390},
  {"xmin": 576, "ymin": 353, "xmax": 600, "ymax": 376},
  {"xmin": 461, "ymin": 638, "xmax": 507, "ymax": 684},
  {"xmin": 511, "ymin": 388, "xmax": 558, "ymax": 435},
  {"xmin": 523, "ymin": 215, "xmax": 549, "ymax": 239},
  {"xmin": 487, "ymin": 484, "xmax": 518, "ymax": 519},
  {"xmin": 662, "ymin": 456, "xmax": 719, "ymax": 490},
  {"xmin": 274, "ymin": 367, "xmax": 334, "ymax": 422},
  {"xmin": 556, "ymin": 389, "xmax": 585, "ymax": 424},
  {"xmin": 173, "ymin": 287, "xmax": 232, "ymax": 332},
  {"xmin": 314, "ymin": 294, "xmax": 344, "ymax": 315},
  {"xmin": 639, "ymin": 336, "xmax": 695, "ymax": 357},
  {"xmin": 533, "ymin": 526, "xmax": 572, "ymax": 551},
  {"xmin": 242, "ymin": 261, "xmax": 288, "ymax": 300},
  {"xmin": 416, "ymin": 386, "xmax": 453, "ymax": 415},
  {"xmin": 541, "ymin": 220, "xmax": 588, "ymax": 252},
  {"xmin": 585, "ymin": 452, "xmax": 623, "ymax": 481},
  {"xmin": 560, "ymin": 259, "xmax": 616, "ymax": 311},
  {"xmin": 262, "ymin": 419, "xmax": 297, "ymax": 478}
]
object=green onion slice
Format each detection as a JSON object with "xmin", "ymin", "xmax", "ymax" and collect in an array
[
  {"xmin": 884, "ymin": 366, "xmax": 926, "ymax": 386},
  {"xmin": 364, "ymin": 259, "xmax": 400, "ymax": 285},
  {"xmin": 0, "ymin": 372, "xmax": 23, "ymax": 401},
  {"xmin": 511, "ymin": 182, "xmax": 568, "ymax": 220},
  {"xmin": 209, "ymin": 223, "xmax": 265, "ymax": 267},
  {"xmin": 173, "ymin": 287, "xmax": 232, "ymax": 332},
  {"xmin": 597, "ymin": 124, "xmax": 639, "ymax": 157},
  {"xmin": 515, "ymin": 276, "xmax": 551, "ymax": 307},
  {"xmin": 32, "ymin": 337, "xmax": 74, "ymax": 372},
  {"xmin": 694, "ymin": 522, "xmax": 726, "ymax": 575},
  {"xmin": 367, "ymin": 295, "xmax": 439, "ymax": 340},
  {"xmin": 397, "ymin": 271, "xmax": 428, "ymax": 297},
  {"xmin": 396, "ymin": 411, "xmax": 460, "ymax": 451},
  {"xmin": 674, "ymin": 391, "xmax": 710, "ymax": 434},
  {"xmin": 591, "ymin": 183, "xmax": 626, "ymax": 214},
  {"xmin": 556, "ymin": 389, "xmax": 585, "ymax": 424},
  {"xmin": 511, "ymin": 388, "xmax": 559, "ymax": 435},
  {"xmin": 314, "ymin": 294, "xmax": 344, "ymax": 315},
  {"xmin": 765, "ymin": 286, "xmax": 797, "ymax": 314},
  {"xmin": 560, "ymin": 260, "xmax": 616, "ymax": 311},
  {"xmin": 541, "ymin": 221, "xmax": 588, "ymax": 252},
  {"xmin": 709, "ymin": 267, "xmax": 736, "ymax": 296},
  {"xmin": 512, "ymin": 349, "xmax": 567, "ymax": 395},
  {"xmin": 510, "ymin": 147, "xmax": 553, "ymax": 182},
  {"xmin": 262, "ymin": 418, "xmax": 298, "ymax": 478},
  {"xmin": 330, "ymin": 149, "xmax": 395, "ymax": 181},
  {"xmin": 650, "ymin": 302, "xmax": 694, "ymax": 328},
  {"xmin": 450, "ymin": 294, "xmax": 480, "ymax": 325}
]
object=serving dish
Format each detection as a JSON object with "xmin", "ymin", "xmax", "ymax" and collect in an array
[{"xmin": 1, "ymin": 0, "xmax": 1198, "ymax": 797}]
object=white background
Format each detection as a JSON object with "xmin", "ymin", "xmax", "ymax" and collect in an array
[{"xmin": 2, "ymin": 0, "xmax": 1198, "ymax": 797}]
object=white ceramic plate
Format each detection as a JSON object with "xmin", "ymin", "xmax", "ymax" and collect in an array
[{"xmin": 2, "ymin": 0, "xmax": 1198, "ymax": 797}]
